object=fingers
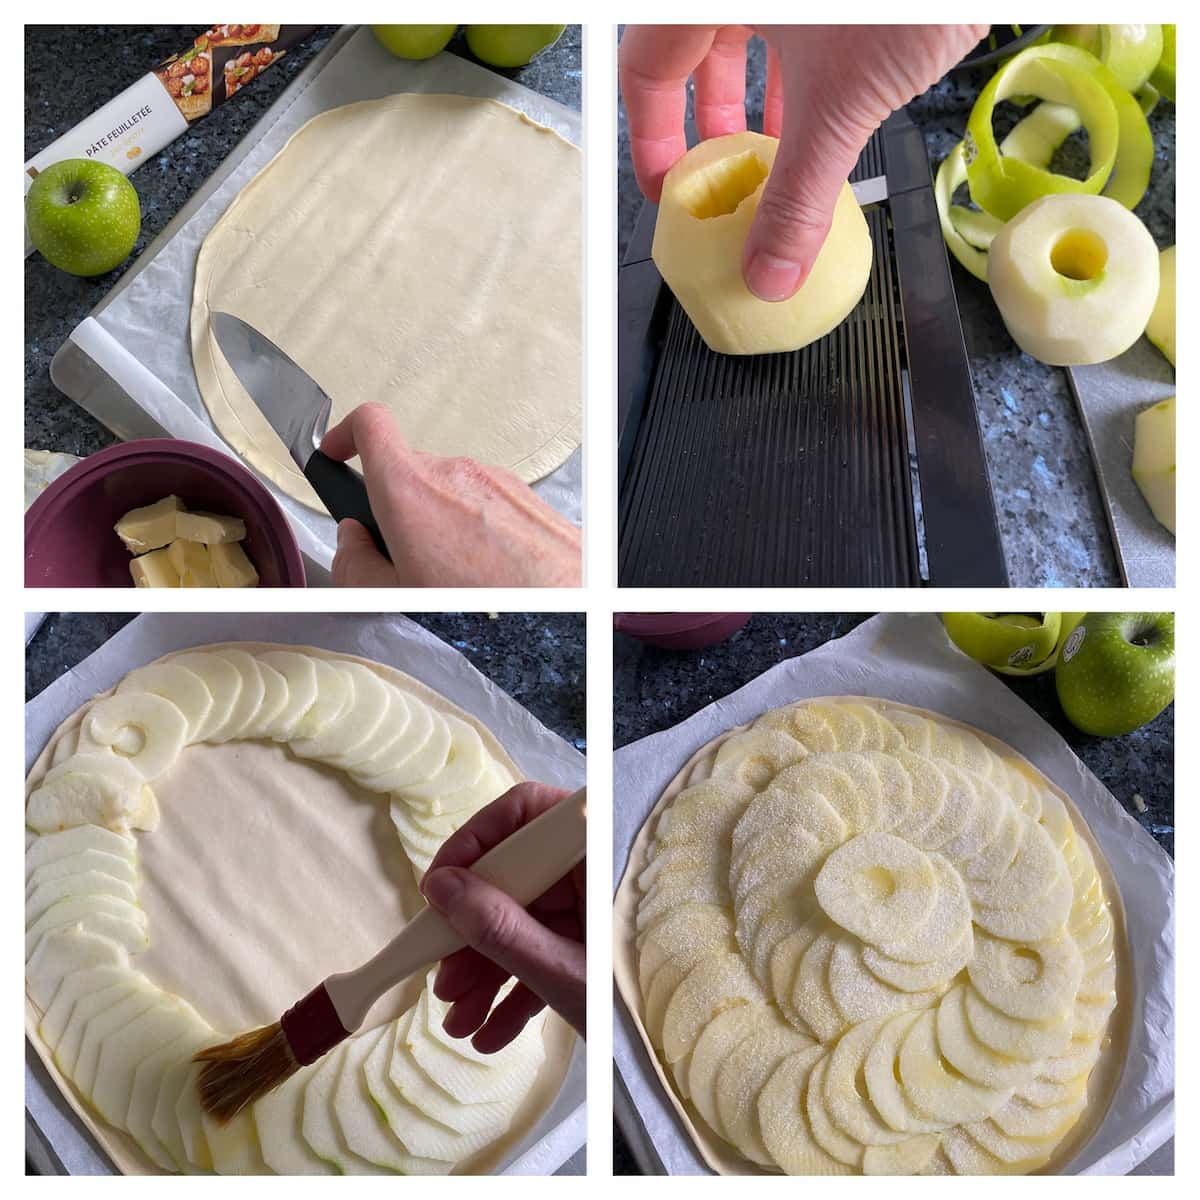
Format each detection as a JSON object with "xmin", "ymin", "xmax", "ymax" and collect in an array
[
  {"xmin": 620, "ymin": 24, "xmax": 720, "ymax": 200},
  {"xmin": 692, "ymin": 26, "xmax": 751, "ymax": 140},
  {"xmin": 472, "ymin": 983, "xmax": 548, "ymax": 1053},
  {"xmin": 742, "ymin": 70, "xmax": 868, "ymax": 302},
  {"xmin": 763, "ymin": 42, "xmax": 784, "ymax": 138},
  {"xmin": 420, "ymin": 866, "xmax": 585, "ymax": 1033},
  {"xmin": 424, "ymin": 783, "xmax": 569, "ymax": 874},
  {"xmin": 331, "ymin": 519, "xmax": 397, "ymax": 587}
]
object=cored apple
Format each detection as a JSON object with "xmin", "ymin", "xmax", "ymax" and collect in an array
[
  {"xmin": 652, "ymin": 132, "xmax": 872, "ymax": 356},
  {"xmin": 1132, "ymin": 395, "xmax": 1175, "ymax": 534},
  {"xmin": 1145, "ymin": 245, "xmax": 1175, "ymax": 366},
  {"xmin": 987, "ymin": 193, "xmax": 1159, "ymax": 365}
]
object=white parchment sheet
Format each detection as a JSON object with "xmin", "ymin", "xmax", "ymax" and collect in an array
[
  {"xmin": 612, "ymin": 612, "xmax": 1173, "ymax": 1176},
  {"xmin": 26, "ymin": 612, "xmax": 585, "ymax": 1176},
  {"xmin": 69, "ymin": 26, "xmax": 582, "ymax": 573}
]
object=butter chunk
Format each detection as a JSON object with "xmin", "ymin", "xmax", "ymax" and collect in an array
[
  {"xmin": 168, "ymin": 539, "xmax": 218, "ymax": 588},
  {"xmin": 175, "ymin": 511, "xmax": 247, "ymax": 545},
  {"xmin": 129, "ymin": 547, "xmax": 180, "ymax": 588},
  {"xmin": 210, "ymin": 540, "xmax": 259, "ymax": 588},
  {"xmin": 114, "ymin": 496, "xmax": 183, "ymax": 554}
]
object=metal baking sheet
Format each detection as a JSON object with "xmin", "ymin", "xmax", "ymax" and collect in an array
[
  {"xmin": 1068, "ymin": 340, "xmax": 1175, "ymax": 587},
  {"xmin": 49, "ymin": 25, "xmax": 582, "ymax": 578}
]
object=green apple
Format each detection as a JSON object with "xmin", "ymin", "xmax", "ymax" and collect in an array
[
  {"xmin": 26, "ymin": 158, "xmax": 140, "ymax": 277},
  {"xmin": 1150, "ymin": 24, "xmax": 1175, "ymax": 102},
  {"xmin": 370, "ymin": 24, "xmax": 457, "ymax": 60},
  {"xmin": 1132, "ymin": 396, "xmax": 1175, "ymax": 534},
  {"xmin": 1055, "ymin": 612, "xmax": 1174, "ymax": 735},
  {"xmin": 1145, "ymin": 246, "xmax": 1175, "ymax": 366},
  {"xmin": 943, "ymin": 613, "xmax": 1062, "ymax": 673},
  {"xmin": 465, "ymin": 24, "xmax": 565, "ymax": 68},
  {"xmin": 1097, "ymin": 25, "xmax": 1163, "ymax": 94}
]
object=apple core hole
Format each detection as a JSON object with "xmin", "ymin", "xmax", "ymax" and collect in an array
[
  {"xmin": 1050, "ymin": 229, "xmax": 1107, "ymax": 281},
  {"xmin": 112, "ymin": 725, "xmax": 147, "ymax": 757},
  {"xmin": 1008, "ymin": 946, "xmax": 1043, "ymax": 983},
  {"xmin": 857, "ymin": 866, "xmax": 898, "ymax": 903},
  {"xmin": 681, "ymin": 151, "xmax": 769, "ymax": 219}
]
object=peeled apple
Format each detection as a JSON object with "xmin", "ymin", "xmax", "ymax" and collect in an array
[
  {"xmin": 1145, "ymin": 246, "xmax": 1175, "ymax": 366},
  {"xmin": 987, "ymin": 193, "xmax": 1159, "ymax": 366},
  {"xmin": 651, "ymin": 132, "xmax": 872, "ymax": 355},
  {"xmin": 1132, "ymin": 396, "xmax": 1175, "ymax": 534}
]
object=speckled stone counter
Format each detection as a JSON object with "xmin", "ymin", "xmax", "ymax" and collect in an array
[
  {"xmin": 616, "ymin": 29, "xmax": 1175, "ymax": 586},
  {"xmin": 26, "ymin": 612, "xmax": 586, "ymax": 751},
  {"xmin": 25, "ymin": 24, "xmax": 582, "ymax": 458},
  {"xmin": 613, "ymin": 611, "xmax": 1173, "ymax": 1175}
]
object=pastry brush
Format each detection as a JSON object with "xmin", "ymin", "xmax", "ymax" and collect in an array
[{"xmin": 194, "ymin": 787, "xmax": 586, "ymax": 1121}]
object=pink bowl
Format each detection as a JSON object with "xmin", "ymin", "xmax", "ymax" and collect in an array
[
  {"xmin": 614, "ymin": 612, "xmax": 752, "ymax": 650},
  {"xmin": 25, "ymin": 439, "xmax": 306, "ymax": 588}
]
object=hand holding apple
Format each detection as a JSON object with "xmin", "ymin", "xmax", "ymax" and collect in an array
[
  {"xmin": 26, "ymin": 158, "xmax": 140, "ymax": 277},
  {"xmin": 1055, "ymin": 612, "xmax": 1174, "ymax": 735}
]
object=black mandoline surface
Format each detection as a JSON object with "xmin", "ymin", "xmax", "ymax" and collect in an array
[{"xmin": 618, "ymin": 109, "xmax": 1006, "ymax": 588}]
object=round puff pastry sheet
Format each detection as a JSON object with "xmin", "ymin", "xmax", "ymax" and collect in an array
[
  {"xmin": 192, "ymin": 95, "xmax": 582, "ymax": 511},
  {"xmin": 26, "ymin": 642, "xmax": 574, "ymax": 1174},
  {"xmin": 614, "ymin": 696, "xmax": 1128, "ymax": 1176}
]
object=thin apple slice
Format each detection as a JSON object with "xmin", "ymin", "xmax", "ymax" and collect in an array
[
  {"xmin": 39, "ymin": 965, "xmax": 139, "ymax": 1051},
  {"xmin": 151, "ymin": 1056, "xmax": 208, "ymax": 1172},
  {"xmin": 962, "ymin": 985, "xmax": 1072, "ymax": 1062},
  {"xmin": 302, "ymin": 1040, "xmax": 390, "ymax": 1173},
  {"xmin": 170, "ymin": 652, "xmax": 243, "ymax": 743},
  {"xmin": 715, "ymin": 1018, "xmax": 814, "ymax": 1165},
  {"xmin": 358, "ymin": 1018, "xmax": 495, "ymax": 1166},
  {"xmin": 968, "ymin": 930, "xmax": 1083, "ymax": 1022},
  {"xmin": 934, "ymin": 985, "xmax": 1038, "ymax": 1090},
  {"xmin": 754, "ymin": 702, "xmax": 838, "ymax": 752},
  {"xmin": 374, "ymin": 1008, "xmax": 511, "ymax": 1137},
  {"xmin": 118, "ymin": 662, "xmax": 214, "ymax": 742},
  {"xmin": 327, "ymin": 683, "xmax": 409, "ymax": 773},
  {"xmin": 253, "ymin": 1060, "xmax": 336, "ymax": 1175},
  {"xmin": 943, "ymin": 1126, "xmax": 1051, "ymax": 1175},
  {"xmin": 239, "ymin": 657, "xmax": 289, "ymax": 740},
  {"xmin": 879, "ymin": 708, "xmax": 934, "ymax": 756},
  {"xmin": 758, "ymin": 1045, "xmax": 853, "ymax": 1174},
  {"xmin": 25, "ymin": 824, "xmax": 136, "ymax": 875},
  {"xmin": 863, "ymin": 1011, "xmax": 945, "ymax": 1135},
  {"xmin": 792, "ymin": 931, "xmax": 843, "ymax": 1043},
  {"xmin": 397, "ymin": 714, "xmax": 487, "ymax": 810},
  {"xmin": 128, "ymin": 1030, "xmax": 213, "ymax": 1171},
  {"xmin": 898, "ymin": 1010, "xmax": 1012, "ymax": 1125},
  {"xmin": 53, "ymin": 976, "xmax": 144, "ymax": 1076},
  {"xmin": 73, "ymin": 979, "xmax": 161, "ymax": 1100},
  {"xmin": 862, "ymin": 928, "xmax": 973, "ymax": 994},
  {"xmin": 711, "ymin": 728, "xmax": 808, "ymax": 789},
  {"xmin": 863, "ymin": 1133, "xmax": 942, "ymax": 1175},
  {"xmin": 637, "ymin": 902, "xmax": 732, "ymax": 997},
  {"xmin": 174, "ymin": 1059, "xmax": 215, "ymax": 1172},
  {"xmin": 77, "ymin": 692, "xmax": 188, "ymax": 780},
  {"xmin": 351, "ymin": 691, "xmax": 435, "ymax": 782},
  {"xmin": 805, "ymin": 1054, "xmax": 864, "ymax": 1168},
  {"xmin": 257, "ymin": 650, "xmax": 320, "ymax": 740},
  {"xmin": 687, "ymin": 1004, "xmax": 771, "ymax": 1129},
  {"xmin": 26, "ymin": 894, "xmax": 148, "ymax": 962},
  {"xmin": 360, "ymin": 706, "xmax": 452, "ymax": 792},
  {"xmin": 27, "ymin": 755, "xmax": 153, "ymax": 834},
  {"xmin": 201, "ymin": 1107, "xmax": 269, "ymax": 1175},
  {"xmin": 823, "ymin": 1016, "xmax": 911, "ymax": 1147},
  {"xmin": 27, "ymin": 847, "xmax": 137, "ymax": 895},
  {"xmin": 302, "ymin": 662, "xmax": 392, "ymax": 766},
  {"xmin": 26, "ymin": 869, "xmax": 139, "ymax": 927},
  {"xmin": 89, "ymin": 995, "xmax": 205, "ymax": 1125},
  {"xmin": 828, "ymin": 937, "xmax": 941, "ymax": 1026},
  {"xmin": 805, "ymin": 702, "xmax": 868, "ymax": 751},
  {"xmin": 26, "ymin": 928, "xmax": 129, "ymax": 1012},
  {"xmin": 208, "ymin": 649, "xmax": 267, "ymax": 742},
  {"xmin": 842, "ymin": 702, "xmax": 906, "ymax": 752},
  {"xmin": 290, "ymin": 657, "xmax": 353, "ymax": 742}
]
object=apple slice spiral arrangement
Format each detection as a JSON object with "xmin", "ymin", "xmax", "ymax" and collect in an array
[
  {"xmin": 634, "ymin": 697, "xmax": 1118, "ymax": 1175},
  {"xmin": 26, "ymin": 645, "xmax": 551, "ymax": 1174}
]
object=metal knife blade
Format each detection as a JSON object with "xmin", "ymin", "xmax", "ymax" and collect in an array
[
  {"xmin": 211, "ymin": 311, "xmax": 330, "ymax": 471},
  {"xmin": 210, "ymin": 310, "xmax": 390, "ymax": 561}
]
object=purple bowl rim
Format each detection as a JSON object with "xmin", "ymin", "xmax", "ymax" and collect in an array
[
  {"xmin": 24, "ymin": 438, "xmax": 305, "ymax": 586},
  {"xmin": 613, "ymin": 612, "xmax": 752, "ymax": 635}
]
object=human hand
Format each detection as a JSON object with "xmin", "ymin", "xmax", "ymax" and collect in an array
[
  {"xmin": 321, "ymin": 403, "xmax": 581, "ymax": 587},
  {"xmin": 420, "ymin": 783, "xmax": 586, "ymax": 1052},
  {"xmin": 620, "ymin": 24, "xmax": 988, "ymax": 300}
]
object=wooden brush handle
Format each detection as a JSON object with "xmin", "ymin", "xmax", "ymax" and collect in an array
[{"xmin": 325, "ymin": 787, "xmax": 586, "ymax": 1031}]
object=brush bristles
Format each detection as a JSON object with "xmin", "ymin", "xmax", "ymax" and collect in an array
[{"xmin": 193, "ymin": 1022, "xmax": 300, "ymax": 1123}]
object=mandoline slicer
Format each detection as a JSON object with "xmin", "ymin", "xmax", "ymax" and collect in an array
[{"xmin": 618, "ymin": 108, "xmax": 1007, "ymax": 587}]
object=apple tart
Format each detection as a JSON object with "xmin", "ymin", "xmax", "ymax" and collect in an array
[
  {"xmin": 26, "ymin": 644, "xmax": 566, "ymax": 1174},
  {"xmin": 630, "ymin": 697, "xmax": 1121, "ymax": 1175}
]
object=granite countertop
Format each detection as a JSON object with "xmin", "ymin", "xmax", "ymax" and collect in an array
[
  {"xmin": 26, "ymin": 611, "xmax": 586, "ymax": 750},
  {"xmin": 616, "ymin": 28, "xmax": 1175, "ymax": 587},
  {"xmin": 25, "ymin": 24, "xmax": 582, "ymax": 458},
  {"xmin": 613, "ymin": 611, "xmax": 1173, "ymax": 1175}
]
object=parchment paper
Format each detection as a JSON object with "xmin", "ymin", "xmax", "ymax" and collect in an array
[
  {"xmin": 68, "ymin": 26, "xmax": 582, "ymax": 573},
  {"xmin": 611, "ymin": 613, "xmax": 1173, "ymax": 1176},
  {"xmin": 26, "ymin": 613, "xmax": 586, "ymax": 1175}
]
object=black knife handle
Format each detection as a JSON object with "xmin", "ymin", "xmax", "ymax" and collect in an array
[{"xmin": 303, "ymin": 451, "xmax": 391, "ymax": 562}]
